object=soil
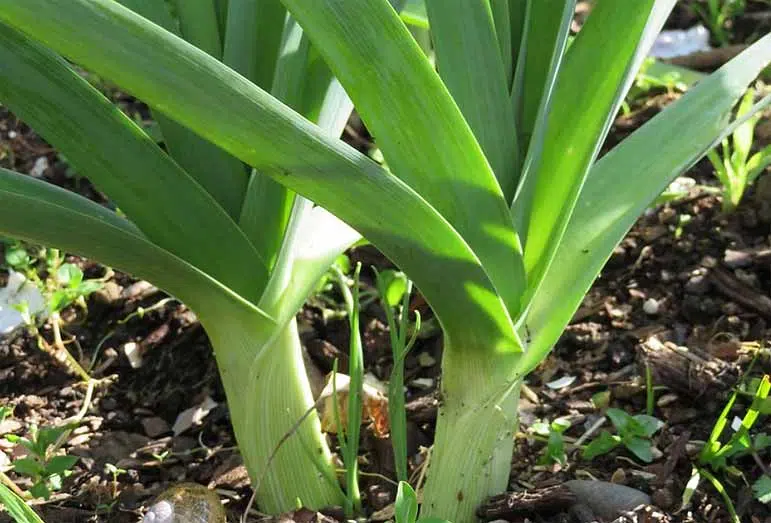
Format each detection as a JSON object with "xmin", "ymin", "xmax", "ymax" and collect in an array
[{"xmin": 1, "ymin": 2, "xmax": 771, "ymax": 522}]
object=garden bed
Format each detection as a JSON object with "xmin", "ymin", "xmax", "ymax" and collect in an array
[{"xmin": 0, "ymin": 2, "xmax": 770, "ymax": 522}]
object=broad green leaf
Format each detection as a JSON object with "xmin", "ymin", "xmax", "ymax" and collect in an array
[
  {"xmin": 512, "ymin": 0, "xmax": 575, "ymax": 152},
  {"xmin": 13, "ymin": 458, "xmax": 44, "ymax": 477},
  {"xmin": 172, "ymin": 0, "xmax": 222, "ymax": 59},
  {"xmin": 282, "ymin": 0, "xmax": 525, "ymax": 318},
  {"xmin": 0, "ymin": 0, "xmax": 519, "ymax": 354},
  {"xmin": 426, "ymin": 0, "xmax": 519, "ymax": 199},
  {"xmin": 0, "ymin": 23, "xmax": 267, "ymax": 303},
  {"xmin": 625, "ymin": 437, "xmax": 654, "ymax": 463},
  {"xmin": 45, "ymin": 455, "xmax": 78, "ymax": 476},
  {"xmin": 507, "ymin": 0, "xmax": 526, "ymax": 88},
  {"xmin": 214, "ymin": 0, "xmax": 229, "ymax": 41},
  {"xmin": 258, "ymin": 75, "xmax": 359, "ymax": 325},
  {"xmin": 223, "ymin": 0, "xmax": 286, "ymax": 90},
  {"xmin": 583, "ymin": 431, "xmax": 621, "ymax": 460},
  {"xmin": 239, "ymin": 15, "xmax": 309, "ymax": 270},
  {"xmin": 490, "ymin": 0, "xmax": 513, "ymax": 85},
  {"xmin": 520, "ymin": 1, "xmax": 673, "ymax": 308},
  {"xmin": 56, "ymin": 264, "xmax": 83, "ymax": 287},
  {"xmin": 0, "ymin": 483, "xmax": 44, "ymax": 523},
  {"xmin": 0, "ymin": 168, "xmax": 277, "ymax": 340},
  {"xmin": 509, "ymin": 0, "xmax": 573, "ymax": 233},
  {"xmin": 116, "ymin": 0, "xmax": 249, "ymax": 220},
  {"xmin": 400, "ymin": 0, "xmax": 428, "ymax": 28},
  {"xmin": 635, "ymin": 414, "xmax": 665, "ymax": 438},
  {"xmin": 753, "ymin": 475, "xmax": 771, "ymax": 504},
  {"xmin": 523, "ymin": 33, "xmax": 771, "ymax": 380}
]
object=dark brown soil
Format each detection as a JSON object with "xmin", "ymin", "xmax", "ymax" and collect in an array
[{"xmin": 1, "ymin": 2, "xmax": 770, "ymax": 522}]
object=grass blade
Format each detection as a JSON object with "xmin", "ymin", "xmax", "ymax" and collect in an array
[
  {"xmin": 0, "ymin": 22, "xmax": 267, "ymax": 302},
  {"xmin": 426, "ymin": 0, "xmax": 519, "ymax": 199},
  {"xmin": 283, "ymin": 0, "xmax": 525, "ymax": 319},
  {"xmin": 522, "ymin": 33, "xmax": 771, "ymax": 380},
  {"xmin": 0, "ymin": 0, "xmax": 520, "ymax": 354},
  {"xmin": 0, "ymin": 483, "xmax": 44, "ymax": 523}
]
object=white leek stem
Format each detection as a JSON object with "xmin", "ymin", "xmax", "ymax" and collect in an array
[
  {"xmin": 207, "ymin": 316, "xmax": 341, "ymax": 513},
  {"xmin": 420, "ymin": 346, "xmax": 520, "ymax": 523}
]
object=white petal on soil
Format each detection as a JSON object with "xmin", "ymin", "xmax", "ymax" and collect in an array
[
  {"xmin": 172, "ymin": 396, "xmax": 218, "ymax": 436},
  {"xmin": 0, "ymin": 271, "xmax": 46, "ymax": 335},
  {"xmin": 546, "ymin": 375, "xmax": 577, "ymax": 390},
  {"xmin": 29, "ymin": 156, "xmax": 49, "ymax": 178},
  {"xmin": 650, "ymin": 25, "xmax": 710, "ymax": 59},
  {"xmin": 123, "ymin": 342, "xmax": 143, "ymax": 369}
]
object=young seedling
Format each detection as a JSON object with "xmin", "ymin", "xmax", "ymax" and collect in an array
[
  {"xmin": 682, "ymin": 374, "xmax": 771, "ymax": 522},
  {"xmin": 529, "ymin": 417, "xmax": 572, "ymax": 468},
  {"xmin": 394, "ymin": 481, "xmax": 448, "ymax": 523},
  {"xmin": 691, "ymin": 0, "xmax": 747, "ymax": 46},
  {"xmin": 583, "ymin": 408, "xmax": 664, "ymax": 463},
  {"xmin": 3, "ymin": 241, "xmax": 103, "ymax": 381},
  {"xmin": 708, "ymin": 87, "xmax": 771, "ymax": 212},
  {"xmin": 333, "ymin": 262, "xmax": 364, "ymax": 516},
  {"xmin": 5, "ymin": 424, "xmax": 79, "ymax": 500},
  {"xmin": 374, "ymin": 268, "xmax": 421, "ymax": 482}
]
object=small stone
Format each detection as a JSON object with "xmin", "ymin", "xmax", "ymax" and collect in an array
[
  {"xmin": 141, "ymin": 417, "xmax": 171, "ymax": 438},
  {"xmin": 0, "ymin": 419, "xmax": 22, "ymax": 434},
  {"xmin": 29, "ymin": 157, "xmax": 49, "ymax": 178},
  {"xmin": 93, "ymin": 281, "xmax": 123, "ymax": 305},
  {"xmin": 650, "ymin": 446, "xmax": 664, "ymax": 461},
  {"xmin": 735, "ymin": 268, "xmax": 759, "ymax": 288},
  {"xmin": 565, "ymin": 480, "xmax": 650, "ymax": 521},
  {"xmin": 656, "ymin": 393, "xmax": 678, "ymax": 407},
  {"xmin": 410, "ymin": 378, "xmax": 434, "ymax": 390},
  {"xmin": 417, "ymin": 352, "xmax": 436, "ymax": 367},
  {"xmin": 68, "ymin": 433, "xmax": 92, "ymax": 447},
  {"xmin": 684, "ymin": 274, "xmax": 710, "ymax": 295},
  {"xmin": 101, "ymin": 397, "xmax": 118, "ymax": 411},
  {"xmin": 610, "ymin": 468, "xmax": 627, "ymax": 484},
  {"xmin": 652, "ymin": 487, "xmax": 675, "ymax": 510},
  {"xmin": 643, "ymin": 298, "xmax": 660, "ymax": 315}
]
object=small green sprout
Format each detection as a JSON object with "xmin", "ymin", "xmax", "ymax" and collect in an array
[
  {"xmin": 691, "ymin": 0, "xmax": 747, "ymax": 47},
  {"xmin": 394, "ymin": 481, "xmax": 450, "ymax": 523},
  {"xmin": 583, "ymin": 408, "xmax": 664, "ymax": 463},
  {"xmin": 4, "ymin": 424, "xmax": 78, "ymax": 500},
  {"xmin": 708, "ymin": 87, "xmax": 771, "ymax": 212},
  {"xmin": 104, "ymin": 463, "xmax": 126, "ymax": 499},
  {"xmin": 529, "ymin": 417, "xmax": 572, "ymax": 467},
  {"xmin": 681, "ymin": 375, "xmax": 771, "ymax": 522}
]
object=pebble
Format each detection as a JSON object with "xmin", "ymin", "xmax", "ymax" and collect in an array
[
  {"xmin": 142, "ymin": 417, "xmax": 171, "ymax": 438},
  {"xmin": 417, "ymin": 352, "xmax": 436, "ymax": 367},
  {"xmin": 643, "ymin": 298, "xmax": 660, "ymax": 315},
  {"xmin": 29, "ymin": 156, "xmax": 48, "ymax": 178},
  {"xmin": 684, "ymin": 274, "xmax": 710, "ymax": 295},
  {"xmin": 656, "ymin": 393, "xmax": 678, "ymax": 407},
  {"xmin": 565, "ymin": 480, "xmax": 650, "ymax": 521}
]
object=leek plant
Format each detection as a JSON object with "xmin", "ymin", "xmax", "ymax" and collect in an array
[{"xmin": 0, "ymin": 1, "xmax": 769, "ymax": 522}]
